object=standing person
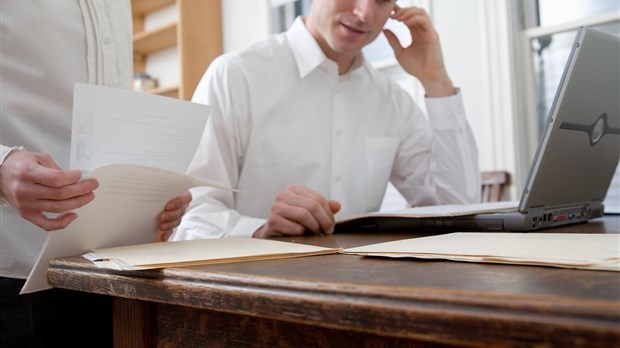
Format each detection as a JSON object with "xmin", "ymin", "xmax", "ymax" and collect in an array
[
  {"xmin": 172, "ymin": 0, "xmax": 480, "ymax": 240},
  {"xmin": 0, "ymin": 1, "xmax": 190, "ymax": 346}
]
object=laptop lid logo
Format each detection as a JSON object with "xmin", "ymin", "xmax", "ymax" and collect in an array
[{"xmin": 559, "ymin": 112, "xmax": 620, "ymax": 146}]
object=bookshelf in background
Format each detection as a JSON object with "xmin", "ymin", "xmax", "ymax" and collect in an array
[{"xmin": 131, "ymin": 0, "xmax": 223, "ymax": 100}]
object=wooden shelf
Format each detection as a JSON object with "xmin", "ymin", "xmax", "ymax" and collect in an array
[
  {"xmin": 150, "ymin": 85, "xmax": 179, "ymax": 98},
  {"xmin": 131, "ymin": 0, "xmax": 175, "ymax": 16},
  {"xmin": 133, "ymin": 22, "xmax": 177, "ymax": 55},
  {"xmin": 132, "ymin": 0, "xmax": 222, "ymax": 100}
]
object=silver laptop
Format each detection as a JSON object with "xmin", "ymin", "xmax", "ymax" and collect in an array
[{"xmin": 338, "ymin": 27, "xmax": 620, "ymax": 232}]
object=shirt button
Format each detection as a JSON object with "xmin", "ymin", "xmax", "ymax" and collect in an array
[
  {"xmin": 335, "ymin": 175, "xmax": 342, "ymax": 182},
  {"xmin": 102, "ymin": 30, "xmax": 111, "ymax": 43},
  {"xmin": 335, "ymin": 130, "xmax": 342, "ymax": 137}
]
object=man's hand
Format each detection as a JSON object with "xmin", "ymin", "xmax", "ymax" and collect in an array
[
  {"xmin": 383, "ymin": 5, "xmax": 455, "ymax": 97},
  {"xmin": 0, "ymin": 149, "xmax": 98, "ymax": 231},
  {"xmin": 157, "ymin": 190, "xmax": 192, "ymax": 241},
  {"xmin": 253, "ymin": 184, "xmax": 341, "ymax": 238}
]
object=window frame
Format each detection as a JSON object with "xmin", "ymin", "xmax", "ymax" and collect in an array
[
  {"xmin": 511, "ymin": 2, "xmax": 620, "ymax": 179},
  {"xmin": 511, "ymin": 0, "xmax": 620, "ymax": 211}
]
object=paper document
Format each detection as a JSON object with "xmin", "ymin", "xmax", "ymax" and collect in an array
[
  {"xmin": 69, "ymin": 83, "xmax": 206, "ymax": 172},
  {"xmin": 83, "ymin": 237, "xmax": 341, "ymax": 270},
  {"xmin": 22, "ymin": 84, "xmax": 218, "ymax": 294},
  {"xmin": 337, "ymin": 201, "xmax": 519, "ymax": 225},
  {"xmin": 342, "ymin": 233, "xmax": 620, "ymax": 271}
]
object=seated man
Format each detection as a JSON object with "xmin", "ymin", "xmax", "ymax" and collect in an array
[{"xmin": 173, "ymin": 0, "xmax": 480, "ymax": 240}]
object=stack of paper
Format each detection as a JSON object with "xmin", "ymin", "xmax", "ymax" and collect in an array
[
  {"xmin": 337, "ymin": 201, "xmax": 519, "ymax": 223},
  {"xmin": 83, "ymin": 237, "xmax": 341, "ymax": 270},
  {"xmin": 342, "ymin": 233, "xmax": 620, "ymax": 271}
]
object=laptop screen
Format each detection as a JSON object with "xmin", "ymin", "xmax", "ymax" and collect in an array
[{"xmin": 519, "ymin": 27, "xmax": 620, "ymax": 213}]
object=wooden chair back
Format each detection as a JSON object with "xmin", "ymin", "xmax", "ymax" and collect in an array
[{"xmin": 481, "ymin": 171, "xmax": 510, "ymax": 203}]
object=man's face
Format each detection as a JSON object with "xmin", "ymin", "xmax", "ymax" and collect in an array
[{"xmin": 306, "ymin": 0, "xmax": 396, "ymax": 60}]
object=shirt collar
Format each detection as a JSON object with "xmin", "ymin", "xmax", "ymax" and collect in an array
[{"xmin": 286, "ymin": 17, "xmax": 365, "ymax": 78}]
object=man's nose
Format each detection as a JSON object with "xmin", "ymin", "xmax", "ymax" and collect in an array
[{"xmin": 352, "ymin": 0, "xmax": 372, "ymax": 22}]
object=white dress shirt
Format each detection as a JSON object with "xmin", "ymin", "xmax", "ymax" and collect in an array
[
  {"xmin": 0, "ymin": 0, "xmax": 132, "ymax": 279},
  {"xmin": 173, "ymin": 17, "xmax": 480, "ymax": 240}
]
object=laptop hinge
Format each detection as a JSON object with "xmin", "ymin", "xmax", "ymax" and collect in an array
[
  {"xmin": 589, "ymin": 200, "xmax": 604, "ymax": 217},
  {"xmin": 528, "ymin": 206, "xmax": 546, "ymax": 215}
]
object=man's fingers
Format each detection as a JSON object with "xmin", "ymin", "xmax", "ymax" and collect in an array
[
  {"xmin": 384, "ymin": 29, "xmax": 403, "ymax": 54},
  {"xmin": 32, "ymin": 192, "xmax": 96, "ymax": 214},
  {"xmin": 25, "ymin": 211, "xmax": 78, "ymax": 232},
  {"xmin": 328, "ymin": 200, "xmax": 342, "ymax": 214},
  {"xmin": 265, "ymin": 185, "xmax": 340, "ymax": 236},
  {"xmin": 271, "ymin": 199, "xmax": 321, "ymax": 233},
  {"xmin": 280, "ymin": 189, "xmax": 335, "ymax": 233},
  {"xmin": 159, "ymin": 203, "xmax": 189, "ymax": 224},
  {"xmin": 158, "ymin": 216, "xmax": 183, "ymax": 232},
  {"xmin": 391, "ymin": 4, "xmax": 402, "ymax": 15},
  {"xmin": 267, "ymin": 214, "xmax": 307, "ymax": 236},
  {"xmin": 157, "ymin": 230, "xmax": 173, "ymax": 242},
  {"xmin": 391, "ymin": 9, "xmax": 434, "ymax": 37},
  {"xmin": 165, "ymin": 191, "xmax": 192, "ymax": 211},
  {"xmin": 34, "ymin": 152, "xmax": 63, "ymax": 171},
  {"xmin": 32, "ymin": 178, "xmax": 99, "ymax": 201},
  {"xmin": 288, "ymin": 184, "xmax": 335, "ymax": 221},
  {"xmin": 27, "ymin": 164, "xmax": 83, "ymax": 188}
]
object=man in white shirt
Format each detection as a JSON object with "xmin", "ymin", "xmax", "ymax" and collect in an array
[
  {"xmin": 0, "ymin": 1, "xmax": 190, "ymax": 346},
  {"xmin": 173, "ymin": 1, "xmax": 480, "ymax": 240}
]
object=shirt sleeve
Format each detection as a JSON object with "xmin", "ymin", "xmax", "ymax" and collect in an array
[
  {"xmin": 171, "ymin": 56, "xmax": 265, "ymax": 241},
  {"xmin": 391, "ymin": 89, "xmax": 481, "ymax": 206}
]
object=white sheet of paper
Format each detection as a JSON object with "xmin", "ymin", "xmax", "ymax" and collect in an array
[
  {"xmin": 343, "ymin": 233, "xmax": 620, "ymax": 271},
  {"xmin": 337, "ymin": 201, "xmax": 519, "ymax": 224},
  {"xmin": 83, "ymin": 237, "xmax": 341, "ymax": 270},
  {"xmin": 21, "ymin": 84, "xmax": 214, "ymax": 293},
  {"xmin": 69, "ymin": 83, "xmax": 207, "ymax": 172}
]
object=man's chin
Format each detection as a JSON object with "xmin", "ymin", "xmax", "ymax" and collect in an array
[{"xmin": 332, "ymin": 44, "xmax": 363, "ymax": 58}]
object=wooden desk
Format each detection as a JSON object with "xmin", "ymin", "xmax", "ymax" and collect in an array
[{"xmin": 48, "ymin": 216, "xmax": 620, "ymax": 347}]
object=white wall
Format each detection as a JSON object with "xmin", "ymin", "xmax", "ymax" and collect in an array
[
  {"xmin": 221, "ymin": 0, "xmax": 271, "ymax": 53},
  {"xmin": 431, "ymin": 0, "xmax": 519, "ymax": 198}
]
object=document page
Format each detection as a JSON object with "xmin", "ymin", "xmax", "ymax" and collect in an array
[
  {"xmin": 22, "ymin": 85, "xmax": 217, "ymax": 294},
  {"xmin": 342, "ymin": 233, "xmax": 620, "ymax": 271},
  {"xmin": 70, "ymin": 83, "xmax": 206, "ymax": 172}
]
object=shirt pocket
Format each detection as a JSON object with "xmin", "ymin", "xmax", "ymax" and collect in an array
[{"xmin": 364, "ymin": 136, "xmax": 400, "ymax": 205}]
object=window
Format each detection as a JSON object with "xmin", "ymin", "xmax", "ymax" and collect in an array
[
  {"xmin": 516, "ymin": 0, "xmax": 620, "ymax": 212},
  {"xmin": 269, "ymin": 0, "xmax": 311, "ymax": 33}
]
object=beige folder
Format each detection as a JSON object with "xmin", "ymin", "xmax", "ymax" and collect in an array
[
  {"xmin": 342, "ymin": 233, "xmax": 620, "ymax": 271},
  {"xmin": 84, "ymin": 237, "xmax": 341, "ymax": 270}
]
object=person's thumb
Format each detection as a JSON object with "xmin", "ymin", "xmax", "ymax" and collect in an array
[{"xmin": 383, "ymin": 29, "xmax": 403, "ymax": 55}]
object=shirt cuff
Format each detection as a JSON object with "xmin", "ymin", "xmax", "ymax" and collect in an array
[
  {"xmin": 0, "ymin": 146, "xmax": 25, "ymax": 204},
  {"xmin": 1, "ymin": 146, "xmax": 25, "ymax": 165},
  {"xmin": 228, "ymin": 216, "xmax": 267, "ymax": 238},
  {"xmin": 425, "ymin": 88, "xmax": 468, "ymax": 130}
]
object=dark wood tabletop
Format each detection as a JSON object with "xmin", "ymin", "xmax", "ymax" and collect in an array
[{"xmin": 48, "ymin": 215, "xmax": 620, "ymax": 347}]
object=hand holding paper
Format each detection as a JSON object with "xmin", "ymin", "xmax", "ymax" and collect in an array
[
  {"xmin": 0, "ymin": 148, "xmax": 99, "ymax": 231},
  {"xmin": 21, "ymin": 84, "xmax": 223, "ymax": 293}
]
